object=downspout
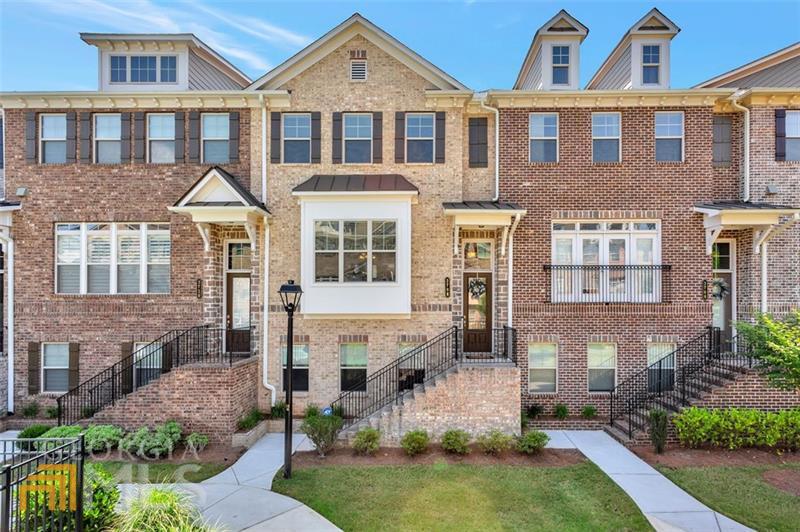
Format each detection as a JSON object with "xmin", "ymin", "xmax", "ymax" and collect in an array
[
  {"xmin": 507, "ymin": 213, "xmax": 521, "ymax": 327},
  {"xmin": 5, "ymin": 238, "xmax": 13, "ymax": 413},
  {"xmin": 729, "ymin": 91, "xmax": 750, "ymax": 202},
  {"xmin": 761, "ymin": 243, "xmax": 768, "ymax": 313},
  {"xmin": 260, "ymin": 94, "xmax": 276, "ymax": 406},
  {"xmin": 479, "ymin": 99, "xmax": 500, "ymax": 201}
]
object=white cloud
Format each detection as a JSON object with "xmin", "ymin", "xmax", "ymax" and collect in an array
[{"xmin": 192, "ymin": 3, "xmax": 311, "ymax": 49}]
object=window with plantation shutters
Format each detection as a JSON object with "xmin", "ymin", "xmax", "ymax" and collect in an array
[
  {"xmin": 56, "ymin": 224, "xmax": 81, "ymax": 294},
  {"xmin": 87, "ymin": 224, "xmax": 111, "ymax": 294},
  {"xmin": 147, "ymin": 224, "xmax": 170, "ymax": 294},
  {"xmin": 117, "ymin": 224, "xmax": 141, "ymax": 293}
]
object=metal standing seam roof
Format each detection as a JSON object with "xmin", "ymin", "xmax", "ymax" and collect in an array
[
  {"xmin": 443, "ymin": 200, "xmax": 524, "ymax": 211},
  {"xmin": 695, "ymin": 201, "xmax": 799, "ymax": 211},
  {"xmin": 292, "ymin": 174, "xmax": 419, "ymax": 193}
]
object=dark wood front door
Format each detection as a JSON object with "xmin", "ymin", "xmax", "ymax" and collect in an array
[
  {"xmin": 463, "ymin": 272, "xmax": 492, "ymax": 353},
  {"xmin": 226, "ymin": 272, "xmax": 251, "ymax": 353}
]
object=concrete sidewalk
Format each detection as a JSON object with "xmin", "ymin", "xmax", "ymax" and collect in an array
[
  {"xmin": 119, "ymin": 433, "xmax": 340, "ymax": 531},
  {"xmin": 544, "ymin": 430, "xmax": 752, "ymax": 532}
]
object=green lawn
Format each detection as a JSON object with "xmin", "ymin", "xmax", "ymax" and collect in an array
[
  {"xmin": 658, "ymin": 464, "xmax": 800, "ymax": 532},
  {"xmin": 273, "ymin": 463, "xmax": 652, "ymax": 532},
  {"xmin": 92, "ymin": 461, "xmax": 228, "ymax": 483}
]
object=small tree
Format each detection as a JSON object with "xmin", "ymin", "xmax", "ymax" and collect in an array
[{"xmin": 736, "ymin": 310, "xmax": 800, "ymax": 390}]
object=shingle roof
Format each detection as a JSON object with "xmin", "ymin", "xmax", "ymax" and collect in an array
[
  {"xmin": 442, "ymin": 200, "xmax": 523, "ymax": 211},
  {"xmin": 695, "ymin": 201, "xmax": 798, "ymax": 211},
  {"xmin": 175, "ymin": 166, "xmax": 268, "ymax": 212},
  {"xmin": 292, "ymin": 174, "xmax": 419, "ymax": 193}
]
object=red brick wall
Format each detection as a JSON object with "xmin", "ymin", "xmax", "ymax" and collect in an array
[
  {"xmin": 695, "ymin": 370, "xmax": 800, "ymax": 410},
  {"xmin": 499, "ymin": 106, "xmax": 734, "ymax": 414}
]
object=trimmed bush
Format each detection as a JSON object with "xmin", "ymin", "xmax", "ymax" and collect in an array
[
  {"xmin": 36, "ymin": 425, "xmax": 83, "ymax": 450},
  {"xmin": 304, "ymin": 404, "xmax": 321, "ymax": 419},
  {"xmin": 581, "ymin": 405, "xmax": 598, "ymax": 419},
  {"xmin": 119, "ymin": 422, "xmax": 182, "ymax": 459},
  {"xmin": 441, "ymin": 429, "xmax": 470, "ymax": 455},
  {"xmin": 517, "ymin": 430, "xmax": 549, "ymax": 455},
  {"xmin": 44, "ymin": 406, "xmax": 59, "ymax": 419},
  {"xmin": 270, "ymin": 401, "xmax": 287, "ymax": 419},
  {"xmin": 17, "ymin": 424, "xmax": 51, "ymax": 451},
  {"xmin": 237, "ymin": 409, "xmax": 265, "ymax": 431},
  {"xmin": 476, "ymin": 430, "xmax": 514, "ymax": 455},
  {"xmin": 400, "ymin": 430, "xmax": 429, "ymax": 456},
  {"xmin": 673, "ymin": 407, "xmax": 800, "ymax": 450},
  {"xmin": 649, "ymin": 409, "xmax": 668, "ymax": 454},
  {"xmin": 84, "ymin": 425, "xmax": 124, "ymax": 453},
  {"xmin": 554, "ymin": 403, "xmax": 569, "ymax": 420},
  {"xmin": 352, "ymin": 427, "xmax": 380, "ymax": 455},
  {"xmin": 21, "ymin": 402, "xmax": 40, "ymax": 418},
  {"xmin": 526, "ymin": 404, "xmax": 544, "ymax": 419},
  {"xmin": 83, "ymin": 463, "xmax": 120, "ymax": 531},
  {"xmin": 301, "ymin": 415, "xmax": 343, "ymax": 458},
  {"xmin": 115, "ymin": 486, "xmax": 214, "ymax": 532},
  {"xmin": 186, "ymin": 432, "xmax": 210, "ymax": 453}
]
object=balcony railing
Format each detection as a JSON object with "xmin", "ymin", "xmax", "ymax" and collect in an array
[{"xmin": 544, "ymin": 265, "xmax": 671, "ymax": 304}]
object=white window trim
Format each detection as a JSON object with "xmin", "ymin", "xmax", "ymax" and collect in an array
[
  {"xmin": 41, "ymin": 343, "xmax": 69, "ymax": 394},
  {"xmin": 349, "ymin": 59, "xmax": 367, "ymax": 82},
  {"xmin": 405, "ymin": 112, "xmax": 435, "ymax": 164},
  {"xmin": 587, "ymin": 342, "xmax": 617, "ymax": 393},
  {"xmin": 39, "ymin": 113, "xmax": 67, "ymax": 164},
  {"xmin": 281, "ymin": 113, "xmax": 312, "ymax": 164},
  {"xmin": 146, "ymin": 113, "xmax": 176, "ymax": 164},
  {"xmin": 313, "ymin": 219, "xmax": 398, "ymax": 285},
  {"xmin": 529, "ymin": 112, "xmax": 559, "ymax": 163},
  {"xmin": 786, "ymin": 111, "xmax": 800, "ymax": 161},
  {"xmin": 201, "ymin": 112, "xmax": 230, "ymax": 164},
  {"xmin": 528, "ymin": 342, "xmax": 558, "ymax": 394},
  {"xmin": 642, "ymin": 44, "xmax": 661, "ymax": 85},
  {"xmin": 339, "ymin": 343, "xmax": 368, "ymax": 392},
  {"xmin": 591, "ymin": 112, "xmax": 622, "ymax": 163},
  {"xmin": 225, "ymin": 240, "xmax": 252, "ymax": 273},
  {"xmin": 647, "ymin": 342, "xmax": 677, "ymax": 368},
  {"xmin": 343, "ymin": 113, "xmax": 373, "ymax": 164},
  {"xmin": 551, "ymin": 45, "xmax": 570, "ymax": 86},
  {"xmin": 655, "ymin": 111, "xmax": 684, "ymax": 162},
  {"xmin": 93, "ymin": 113, "xmax": 122, "ymax": 164},
  {"xmin": 109, "ymin": 54, "xmax": 179, "ymax": 85},
  {"xmin": 55, "ymin": 223, "xmax": 169, "ymax": 295}
]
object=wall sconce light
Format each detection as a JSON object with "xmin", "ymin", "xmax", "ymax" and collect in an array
[
  {"xmin": 196, "ymin": 279, "xmax": 203, "ymax": 299},
  {"xmin": 445, "ymin": 277, "xmax": 451, "ymax": 298}
]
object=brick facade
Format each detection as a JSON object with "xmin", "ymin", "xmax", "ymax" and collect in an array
[{"xmin": 694, "ymin": 370, "xmax": 800, "ymax": 410}]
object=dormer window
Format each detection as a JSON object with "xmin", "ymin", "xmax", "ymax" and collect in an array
[
  {"xmin": 552, "ymin": 46, "xmax": 570, "ymax": 85},
  {"xmin": 110, "ymin": 56, "xmax": 127, "ymax": 82},
  {"xmin": 110, "ymin": 55, "xmax": 178, "ymax": 84},
  {"xmin": 350, "ymin": 60, "xmax": 367, "ymax": 81},
  {"xmin": 161, "ymin": 56, "xmax": 177, "ymax": 83},
  {"xmin": 131, "ymin": 56, "xmax": 157, "ymax": 83},
  {"xmin": 642, "ymin": 45, "xmax": 660, "ymax": 85}
]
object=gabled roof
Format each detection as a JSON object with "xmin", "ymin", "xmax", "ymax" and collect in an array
[
  {"xmin": 247, "ymin": 13, "xmax": 468, "ymax": 91},
  {"xmin": 514, "ymin": 10, "xmax": 589, "ymax": 89},
  {"xmin": 292, "ymin": 174, "xmax": 419, "ymax": 195},
  {"xmin": 175, "ymin": 166, "xmax": 267, "ymax": 211},
  {"xmin": 80, "ymin": 33, "xmax": 251, "ymax": 88},
  {"xmin": 695, "ymin": 42, "xmax": 800, "ymax": 88},
  {"xmin": 586, "ymin": 8, "xmax": 680, "ymax": 90}
]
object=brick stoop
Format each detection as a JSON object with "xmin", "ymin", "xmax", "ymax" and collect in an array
[{"xmin": 341, "ymin": 363, "xmax": 521, "ymax": 446}]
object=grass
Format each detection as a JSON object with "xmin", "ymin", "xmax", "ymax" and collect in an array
[
  {"xmin": 658, "ymin": 463, "xmax": 800, "ymax": 532},
  {"xmin": 273, "ymin": 463, "xmax": 652, "ymax": 531},
  {"xmin": 92, "ymin": 461, "xmax": 228, "ymax": 483}
]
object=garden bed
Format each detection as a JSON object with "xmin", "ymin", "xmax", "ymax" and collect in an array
[
  {"xmin": 633, "ymin": 445, "xmax": 800, "ymax": 467},
  {"xmin": 91, "ymin": 442, "xmax": 244, "ymax": 465}
]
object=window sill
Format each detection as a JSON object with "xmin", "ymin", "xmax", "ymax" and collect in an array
[
  {"xmin": 53, "ymin": 293, "xmax": 173, "ymax": 298},
  {"xmin": 591, "ymin": 161, "xmax": 623, "ymax": 166},
  {"xmin": 277, "ymin": 162, "xmax": 314, "ymax": 166},
  {"xmin": 655, "ymin": 160, "xmax": 684, "ymax": 165},
  {"xmin": 527, "ymin": 161, "xmax": 559, "ymax": 166},
  {"xmin": 404, "ymin": 162, "xmax": 436, "ymax": 166}
]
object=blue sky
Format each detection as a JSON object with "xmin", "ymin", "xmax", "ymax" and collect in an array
[{"xmin": 1, "ymin": 1, "xmax": 798, "ymax": 91}]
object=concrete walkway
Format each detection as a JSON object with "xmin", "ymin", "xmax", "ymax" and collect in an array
[
  {"xmin": 119, "ymin": 433, "xmax": 340, "ymax": 531},
  {"xmin": 544, "ymin": 430, "xmax": 752, "ymax": 532}
]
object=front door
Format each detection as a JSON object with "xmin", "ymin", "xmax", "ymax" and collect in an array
[
  {"xmin": 712, "ymin": 240, "xmax": 735, "ymax": 343},
  {"xmin": 226, "ymin": 272, "xmax": 251, "ymax": 353},
  {"xmin": 463, "ymin": 272, "xmax": 492, "ymax": 353}
]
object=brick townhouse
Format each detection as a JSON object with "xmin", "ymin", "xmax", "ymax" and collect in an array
[{"xmin": 0, "ymin": 10, "xmax": 796, "ymax": 443}]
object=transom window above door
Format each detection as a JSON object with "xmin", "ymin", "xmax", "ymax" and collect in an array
[
  {"xmin": 314, "ymin": 220, "xmax": 396, "ymax": 283},
  {"xmin": 463, "ymin": 242, "xmax": 492, "ymax": 270},
  {"xmin": 228, "ymin": 242, "xmax": 252, "ymax": 270}
]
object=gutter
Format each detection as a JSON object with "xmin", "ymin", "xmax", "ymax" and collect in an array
[
  {"xmin": 259, "ymin": 94, "xmax": 276, "ymax": 406},
  {"xmin": 479, "ymin": 99, "xmax": 500, "ymax": 201},
  {"xmin": 728, "ymin": 90, "xmax": 751, "ymax": 202}
]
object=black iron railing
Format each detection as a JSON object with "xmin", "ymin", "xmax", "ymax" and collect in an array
[
  {"xmin": 544, "ymin": 265, "xmax": 672, "ymax": 303},
  {"xmin": 331, "ymin": 326, "xmax": 517, "ymax": 428},
  {"xmin": 610, "ymin": 327, "xmax": 754, "ymax": 438},
  {"xmin": 0, "ymin": 436, "xmax": 85, "ymax": 531},
  {"xmin": 57, "ymin": 325, "xmax": 255, "ymax": 426}
]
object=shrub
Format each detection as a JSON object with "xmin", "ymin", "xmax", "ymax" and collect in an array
[
  {"xmin": 673, "ymin": 407, "xmax": 800, "ymax": 450},
  {"xmin": 581, "ymin": 405, "xmax": 597, "ymax": 419},
  {"xmin": 119, "ymin": 422, "xmax": 181, "ymax": 459},
  {"xmin": 44, "ymin": 406, "xmax": 59, "ymax": 419},
  {"xmin": 158, "ymin": 421, "xmax": 182, "ymax": 446},
  {"xmin": 440, "ymin": 429, "xmax": 470, "ymax": 455},
  {"xmin": 304, "ymin": 404, "xmax": 321, "ymax": 419},
  {"xmin": 400, "ymin": 430, "xmax": 430, "ymax": 456},
  {"xmin": 301, "ymin": 415, "xmax": 343, "ymax": 458},
  {"xmin": 352, "ymin": 427, "xmax": 381, "ymax": 455},
  {"xmin": 526, "ymin": 404, "xmax": 544, "ymax": 419},
  {"xmin": 120, "ymin": 428, "xmax": 151, "ymax": 457},
  {"xmin": 476, "ymin": 430, "xmax": 514, "ymax": 455},
  {"xmin": 269, "ymin": 401, "xmax": 287, "ymax": 419},
  {"xmin": 237, "ymin": 409, "xmax": 265, "ymax": 431},
  {"xmin": 17, "ymin": 424, "xmax": 51, "ymax": 451},
  {"xmin": 84, "ymin": 425, "xmax": 124, "ymax": 453},
  {"xmin": 115, "ymin": 487, "xmax": 215, "ymax": 532},
  {"xmin": 554, "ymin": 403, "xmax": 569, "ymax": 420},
  {"xmin": 517, "ymin": 430, "xmax": 549, "ymax": 455},
  {"xmin": 736, "ymin": 310, "xmax": 800, "ymax": 390},
  {"xmin": 520, "ymin": 411, "xmax": 530, "ymax": 429},
  {"xmin": 36, "ymin": 425, "xmax": 83, "ymax": 450},
  {"xmin": 649, "ymin": 409, "xmax": 668, "ymax": 454},
  {"xmin": 21, "ymin": 402, "xmax": 40, "ymax": 418},
  {"xmin": 185, "ymin": 433, "xmax": 210, "ymax": 453},
  {"xmin": 83, "ymin": 462, "xmax": 120, "ymax": 531}
]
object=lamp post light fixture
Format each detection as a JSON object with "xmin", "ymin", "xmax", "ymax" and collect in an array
[{"xmin": 278, "ymin": 279, "xmax": 303, "ymax": 479}]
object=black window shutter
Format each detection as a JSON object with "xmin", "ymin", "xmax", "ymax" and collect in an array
[
  {"xmin": 68, "ymin": 343, "xmax": 80, "ymax": 390},
  {"xmin": 120, "ymin": 343, "xmax": 133, "ymax": 394},
  {"xmin": 469, "ymin": 117, "xmax": 488, "ymax": 168},
  {"xmin": 270, "ymin": 112, "xmax": 281, "ymax": 164},
  {"xmin": 229, "ymin": 111, "xmax": 240, "ymax": 163},
  {"xmin": 120, "ymin": 113, "xmax": 131, "ymax": 163},
  {"xmin": 174, "ymin": 111, "xmax": 185, "ymax": 163},
  {"xmin": 372, "ymin": 112, "xmax": 383, "ymax": 163},
  {"xmin": 311, "ymin": 112, "xmax": 321, "ymax": 164},
  {"xmin": 25, "ymin": 112, "xmax": 37, "ymax": 163},
  {"xmin": 395, "ymin": 112, "xmax": 405, "ymax": 163},
  {"xmin": 27, "ymin": 342, "xmax": 40, "ymax": 395},
  {"xmin": 435, "ymin": 111, "xmax": 446, "ymax": 164},
  {"xmin": 188, "ymin": 111, "xmax": 200, "ymax": 163},
  {"xmin": 79, "ymin": 112, "xmax": 91, "ymax": 163},
  {"xmin": 332, "ymin": 112, "xmax": 343, "ymax": 164},
  {"xmin": 133, "ymin": 112, "xmax": 146, "ymax": 163},
  {"xmin": 775, "ymin": 109, "xmax": 786, "ymax": 162},
  {"xmin": 66, "ymin": 112, "xmax": 77, "ymax": 163}
]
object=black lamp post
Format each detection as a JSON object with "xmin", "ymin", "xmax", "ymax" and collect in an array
[{"xmin": 278, "ymin": 279, "xmax": 303, "ymax": 479}]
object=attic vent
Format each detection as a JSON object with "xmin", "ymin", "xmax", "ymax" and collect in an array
[{"xmin": 350, "ymin": 59, "xmax": 367, "ymax": 81}]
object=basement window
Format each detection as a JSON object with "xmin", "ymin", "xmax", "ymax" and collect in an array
[{"xmin": 350, "ymin": 60, "xmax": 367, "ymax": 81}]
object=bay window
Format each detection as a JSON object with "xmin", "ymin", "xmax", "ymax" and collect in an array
[{"xmin": 314, "ymin": 220, "xmax": 396, "ymax": 283}]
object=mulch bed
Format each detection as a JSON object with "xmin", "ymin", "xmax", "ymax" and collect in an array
[
  {"xmin": 293, "ymin": 444, "xmax": 585, "ymax": 468},
  {"xmin": 90, "ymin": 443, "xmax": 245, "ymax": 465},
  {"xmin": 632, "ymin": 445, "xmax": 800, "ymax": 467},
  {"xmin": 762, "ymin": 468, "xmax": 800, "ymax": 496}
]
